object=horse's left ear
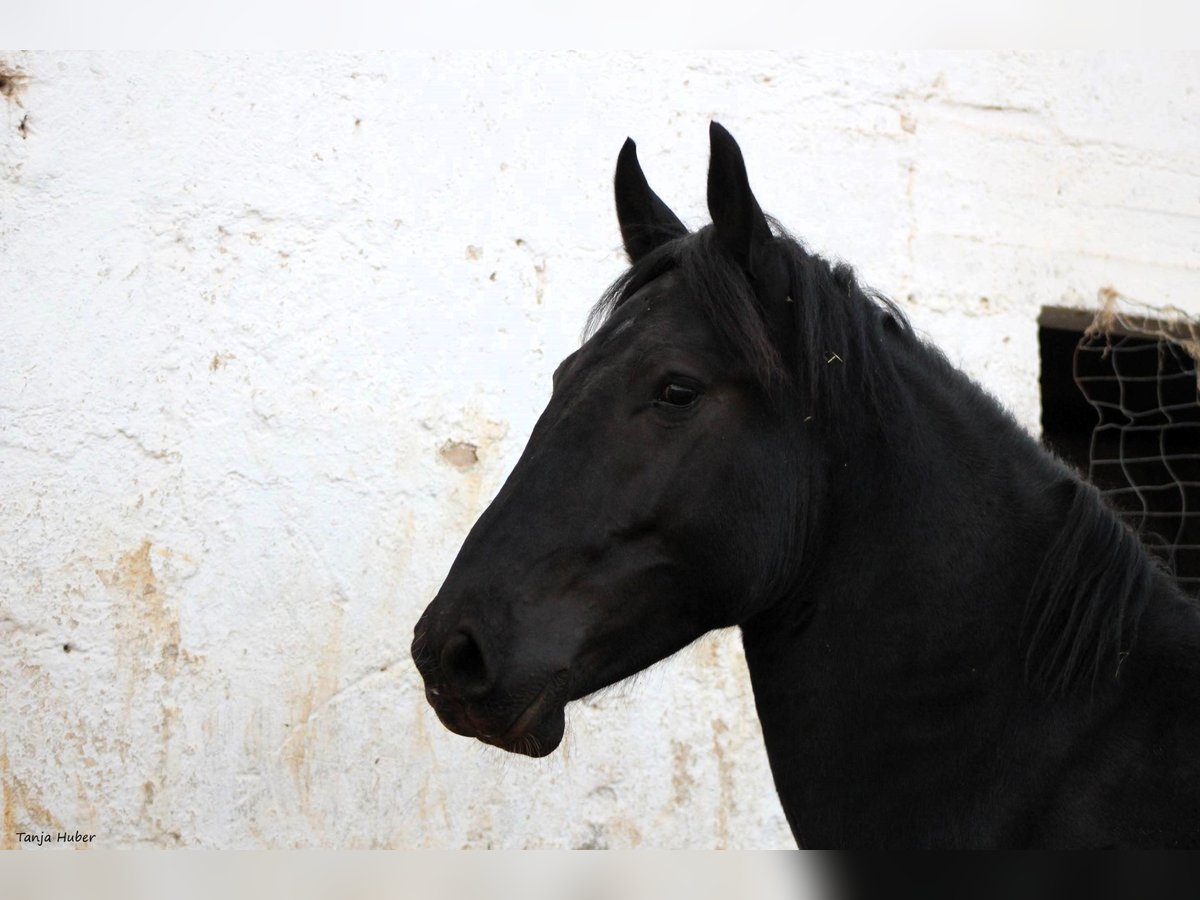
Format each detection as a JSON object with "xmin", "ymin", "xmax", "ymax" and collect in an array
[{"xmin": 707, "ymin": 122, "xmax": 773, "ymax": 276}]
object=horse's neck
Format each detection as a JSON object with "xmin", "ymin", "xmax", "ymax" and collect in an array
[{"xmin": 740, "ymin": 345, "xmax": 1165, "ymax": 846}]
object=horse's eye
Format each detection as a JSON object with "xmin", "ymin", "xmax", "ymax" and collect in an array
[{"xmin": 657, "ymin": 383, "xmax": 699, "ymax": 407}]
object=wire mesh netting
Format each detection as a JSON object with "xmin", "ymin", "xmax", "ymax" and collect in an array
[{"xmin": 1073, "ymin": 290, "xmax": 1200, "ymax": 595}]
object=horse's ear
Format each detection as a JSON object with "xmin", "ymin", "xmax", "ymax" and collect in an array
[
  {"xmin": 707, "ymin": 121, "xmax": 773, "ymax": 275},
  {"xmin": 614, "ymin": 138, "xmax": 687, "ymax": 264}
]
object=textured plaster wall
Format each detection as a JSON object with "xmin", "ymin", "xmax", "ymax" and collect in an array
[{"xmin": 1, "ymin": 51, "xmax": 1198, "ymax": 849}]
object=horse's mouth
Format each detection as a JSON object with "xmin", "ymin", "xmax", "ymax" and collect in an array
[
  {"xmin": 426, "ymin": 672, "xmax": 568, "ymax": 758},
  {"xmin": 478, "ymin": 680, "xmax": 566, "ymax": 757}
]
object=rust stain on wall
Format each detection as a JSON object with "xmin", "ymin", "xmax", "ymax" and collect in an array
[
  {"xmin": 699, "ymin": 634, "xmax": 721, "ymax": 668},
  {"xmin": 711, "ymin": 717, "xmax": 734, "ymax": 849},
  {"xmin": 94, "ymin": 540, "xmax": 195, "ymax": 842},
  {"xmin": 96, "ymin": 542, "xmax": 166, "ymax": 619},
  {"xmin": 0, "ymin": 63, "xmax": 27, "ymax": 107},
  {"xmin": 607, "ymin": 816, "xmax": 644, "ymax": 847},
  {"xmin": 209, "ymin": 352, "xmax": 236, "ymax": 372},
  {"xmin": 95, "ymin": 541, "xmax": 182, "ymax": 700},
  {"xmin": 2, "ymin": 746, "xmax": 13, "ymax": 850},
  {"xmin": 279, "ymin": 605, "xmax": 345, "ymax": 830},
  {"xmin": 2, "ymin": 743, "xmax": 64, "ymax": 847},
  {"xmin": 669, "ymin": 739, "xmax": 696, "ymax": 808}
]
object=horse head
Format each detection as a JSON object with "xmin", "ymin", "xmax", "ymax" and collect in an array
[{"xmin": 412, "ymin": 124, "xmax": 813, "ymax": 757}]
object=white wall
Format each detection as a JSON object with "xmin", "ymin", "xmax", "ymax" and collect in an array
[{"xmin": 2, "ymin": 51, "xmax": 1198, "ymax": 848}]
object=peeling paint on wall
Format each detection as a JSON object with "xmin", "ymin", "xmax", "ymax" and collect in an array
[
  {"xmin": 1, "ymin": 51, "xmax": 1199, "ymax": 848},
  {"xmin": 438, "ymin": 440, "xmax": 478, "ymax": 471}
]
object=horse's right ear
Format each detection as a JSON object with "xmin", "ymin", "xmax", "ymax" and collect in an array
[{"xmin": 614, "ymin": 138, "xmax": 687, "ymax": 264}]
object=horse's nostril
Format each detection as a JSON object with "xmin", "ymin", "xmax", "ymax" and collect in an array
[{"xmin": 440, "ymin": 628, "xmax": 494, "ymax": 698}]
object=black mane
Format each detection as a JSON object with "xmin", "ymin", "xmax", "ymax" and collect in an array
[{"xmin": 1023, "ymin": 479, "xmax": 1167, "ymax": 698}]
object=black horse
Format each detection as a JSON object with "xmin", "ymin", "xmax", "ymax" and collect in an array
[{"xmin": 413, "ymin": 123, "xmax": 1200, "ymax": 848}]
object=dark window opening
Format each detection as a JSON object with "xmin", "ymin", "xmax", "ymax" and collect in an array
[{"xmin": 1039, "ymin": 306, "xmax": 1200, "ymax": 596}]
